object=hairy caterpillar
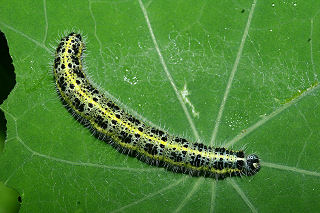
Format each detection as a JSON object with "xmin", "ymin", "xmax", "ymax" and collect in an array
[{"xmin": 53, "ymin": 32, "xmax": 260, "ymax": 179}]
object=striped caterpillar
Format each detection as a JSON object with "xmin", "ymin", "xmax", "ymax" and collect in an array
[{"xmin": 53, "ymin": 32, "xmax": 261, "ymax": 179}]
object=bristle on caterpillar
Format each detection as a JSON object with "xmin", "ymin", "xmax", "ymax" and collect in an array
[{"xmin": 53, "ymin": 32, "xmax": 261, "ymax": 179}]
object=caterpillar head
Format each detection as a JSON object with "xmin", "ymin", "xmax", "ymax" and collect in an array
[
  {"xmin": 68, "ymin": 32, "xmax": 82, "ymax": 41},
  {"xmin": 244, "ymin": 154, "xmax": 261, "ymax": 176}
]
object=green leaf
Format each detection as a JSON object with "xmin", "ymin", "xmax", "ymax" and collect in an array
[{"xmin": 1, "ymin": 0, "xmax": 320, "ymax": 212}]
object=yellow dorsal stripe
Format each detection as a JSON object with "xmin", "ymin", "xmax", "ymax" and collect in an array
[{"xmin": 59, "ymin": 36, "xmax": 238, "ymax": 164}]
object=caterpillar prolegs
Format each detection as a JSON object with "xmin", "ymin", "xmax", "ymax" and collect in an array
[{"xmin": 53, "ymin": 32, "xmax": 261, "ymax": 179}]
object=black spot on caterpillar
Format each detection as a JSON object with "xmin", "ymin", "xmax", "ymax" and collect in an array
[{"xmin": 53, "ymin": 32, "xmax": 261, "ymax": 179}]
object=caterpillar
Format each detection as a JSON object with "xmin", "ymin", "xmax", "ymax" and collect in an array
[{"xmin": 53, "ymin": 32, "xmax": 261, "ymax": 179}]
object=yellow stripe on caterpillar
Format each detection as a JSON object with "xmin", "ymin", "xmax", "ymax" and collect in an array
[{"xmin": 53, "ymin": 32, "xmax": 261, "ymax": 179}]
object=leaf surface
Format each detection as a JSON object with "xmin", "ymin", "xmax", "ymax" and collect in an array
[{"xmin": 1, "ymin": 0, "xmax": 320, "ymax": 212}]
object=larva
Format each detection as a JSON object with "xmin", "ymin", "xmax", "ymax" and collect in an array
[{"xmin": 53, "ymin": 32, "xmax": 261, "ymax": 179}]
